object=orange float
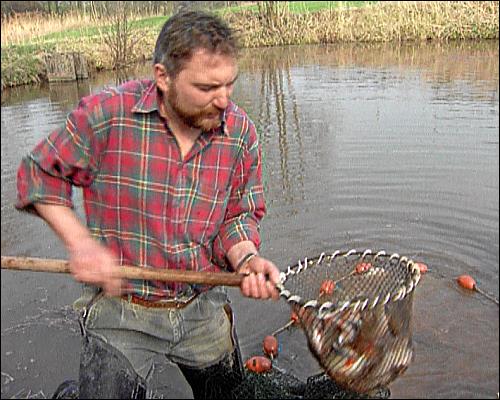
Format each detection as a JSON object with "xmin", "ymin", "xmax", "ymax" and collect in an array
[
  {"xmin": 245, "ymin": 356, "xmax": 272, "ymax": 373},
  {"xmin": 457, "ymin": 274, "xmax": 476, "ymax": 290},
  {"xmin": 343, "ymin": 357, "xmax": 356, "ymax": 369},
  {"xmin": 263, "ymin": 335, "xmax": 279, "ymax": 358},
  {"xmin": 355, "ymin": 262, "xmax": 372, "ymax": 274},
  {"xmin": 270, "ymin": 311, "xmax": 300, "ymax": 337},
  {"xmin": 319, "ymin": 279, "xmax": 335, "ymax": 296},
  {"xmin": 414, "ymin": 262, "xmax": 428, "ymax": 274},
  {"xmin": 455, "ymin": 274, "xmax": 499, "ymax": 305}
]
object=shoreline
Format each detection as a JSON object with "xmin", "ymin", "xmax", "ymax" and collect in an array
[{"xmin": 1, "ymin": 1, "xmax": 498, "ymax": 89}]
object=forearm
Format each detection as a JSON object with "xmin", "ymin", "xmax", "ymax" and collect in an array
[
  {"xmin": 228, "ymin": 240, "xmax": 281, "ymax": 301},
  {"xmin": 226, "ymin": 240, "xmax": 259, "ymax": 272},
  {"xmin": 34, "ymin": 203, "xmax": 92, "ymax": 250},
  {"xmin": 34, "ymin": 203, "xmax": 122, "ymax": 296}
]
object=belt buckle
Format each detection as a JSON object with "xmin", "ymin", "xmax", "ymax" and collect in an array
[{"xmin": 172, "ymin": 292, "xmax": 196, "ymax": 308}]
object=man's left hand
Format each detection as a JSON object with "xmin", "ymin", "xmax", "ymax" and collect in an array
[{"xmin": 238, "ymin": 256, "xmax": 280, "ymax": 300}]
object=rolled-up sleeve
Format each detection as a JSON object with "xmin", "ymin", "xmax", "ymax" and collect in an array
[
  {"xmin": 212, "ymin": 123, "xmax": 266, "ymax": 269},
  {"xmin": 16, "ymin": 97, "xmax": 101, "ymax": 215}
]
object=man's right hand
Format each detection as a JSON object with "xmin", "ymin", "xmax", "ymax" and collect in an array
[
  {"xmin": 33, "ymin": 204, "xmax": 123, "ymax": 297},
  {"xmin": 68, "ymin": 237, "xmax": 123, "ymax": 296}
]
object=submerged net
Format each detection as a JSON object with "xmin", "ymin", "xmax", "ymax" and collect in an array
[
  {"xmin": 277, "ymin": 249, "xmax": 421, "ymax": 394},
  {"xmin": 230, "ymin": 370, "xmax": 391, "ymax": 399},
  {"xmin": 53, "ymin": 369, "xmax": 391, "ymax": 399}
]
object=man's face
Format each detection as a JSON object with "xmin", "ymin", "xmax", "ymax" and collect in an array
[{"xmin": 160, "ymin": 49, "xmax": 238, "ymax": 132}]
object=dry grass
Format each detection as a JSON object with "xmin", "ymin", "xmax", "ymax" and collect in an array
[
  {"xmin": 2, "ymin": 2, "xmax": 497, "ymax": 49},
  {"xmin": 1, "ymin": 2, "xmax": 498, "ymax": 89},
  {"xmin": 227, "ymin": 1, "xmax": 499, "ymax": 47},
  {"xmin": 1, "ymin": 11, "xmax": 94, "ymax": 46}
]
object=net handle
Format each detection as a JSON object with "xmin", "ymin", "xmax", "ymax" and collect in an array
[{"xmin": 1, "ymin": 256, "xmax": 244, "ymax": 287}]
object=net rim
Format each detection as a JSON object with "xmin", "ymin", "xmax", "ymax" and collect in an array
[{"xmin": 276, "ymin": 248, "xmax": 421, "ymax": 318}]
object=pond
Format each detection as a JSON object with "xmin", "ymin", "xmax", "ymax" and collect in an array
[{"xmin": 1, "ymin": 40, "xmax": 498, "ymax": 399}]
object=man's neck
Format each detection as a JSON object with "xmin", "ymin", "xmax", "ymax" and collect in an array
[
  {"xmin": 160, "ymin": 101, "xmax": 200, "ymax": 138},
  {"xmin": 158, "ymin": 100, "xmax": 201, "ymax": 159}
]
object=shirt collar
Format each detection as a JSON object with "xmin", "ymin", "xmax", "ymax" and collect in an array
[
  {"xmin": 132, "ymin": 80, "xmax": 230, "ymax": 137},
  {"xmin": 131, "ymin": 80, "xmax": 159, "ymax": 114}
]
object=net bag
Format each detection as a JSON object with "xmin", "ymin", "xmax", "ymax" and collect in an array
[
  {"xmin": 276, "ymin": 249, "xmax": 421, "ymax": 394},
  {"xmin": 231, "ymin": 370, "xmax": 391, "ymax": 399}
]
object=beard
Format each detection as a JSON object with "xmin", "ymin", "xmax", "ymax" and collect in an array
[{"xmin": 165, "ymin": 84, "xmax": 224, "ymax": 132}]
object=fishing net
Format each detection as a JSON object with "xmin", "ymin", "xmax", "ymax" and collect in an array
[
  {"xmin": 230, "ymin": 370, "xmax": 390, "ymax": 399},
  {"xmin": 52, "ymin": 370, "xmax": 390, "ymax": 399},
  {"xmin": 199, "ymin": 248, "xmax": 420, "ymax": 399},
  {"xmin": 276, "ymin": 249, "xmax": 421, "ymax": 394},
  {"xmin": 52, "ymin": 249, "xmax": 421, "ymax": 399}
]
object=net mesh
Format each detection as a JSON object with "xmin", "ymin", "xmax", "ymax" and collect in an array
[
  {"xmin": 277, "ymin": 249, "xmax": 421, "ymax": 394},
  {"xmin": 52, "ymin": 369, "xmax": 392, "ymax": 399},
  {"xmin": 230, "ymin": 370, "xmax": 390, "ymax": 399}
]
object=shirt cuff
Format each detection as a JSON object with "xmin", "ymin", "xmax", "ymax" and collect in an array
[
  {"xmin": 16, "ymin": 158, "xmax": 74, "ymax": 215},
  {"xmin": 212, "ymin": 219, "xmax": 261, "ymax": 270}
]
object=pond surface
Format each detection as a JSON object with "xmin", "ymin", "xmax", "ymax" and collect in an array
[{"xmin": 1, "ymin": 41, "xmax": 498, "ymax": 399}]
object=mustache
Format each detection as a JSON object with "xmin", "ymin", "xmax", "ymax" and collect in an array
[{"xmin": 204, "ymin": 105, "xmax": 224, "ymax": 115}]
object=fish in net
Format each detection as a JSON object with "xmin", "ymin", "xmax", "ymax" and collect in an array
[
  {"xmin": 204, "ymin": 249, "xmax": 421, "ymax": 399},
  {"xmin": 277, "ymin": 249, "xmax": 421, "ymax": 394}
]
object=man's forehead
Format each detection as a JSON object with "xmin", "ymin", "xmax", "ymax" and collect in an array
[{"xmin": 179, "ymin": 50, "xmax": 238, "ymax": 82}]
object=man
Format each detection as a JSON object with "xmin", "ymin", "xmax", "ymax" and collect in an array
[{"xmin": 16, "ymin": 10, "xmax": 280, "ymax": 399}]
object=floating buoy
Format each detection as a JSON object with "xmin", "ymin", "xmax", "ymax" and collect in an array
[
  {"xmin": 456, "ymin": 274, "xmax": 499, "ymax": 305},
  {"xmin": 457, "ymin": 274, "xmax": 476, "ymax": 290},
  {"xmin": 271, "ymin": 311, "xmax": 300, "ymax": 336},
  {"xmin": 245, "ymin": 356, "xmax": 272, "ymax": 373},
  {"xmin": 263, "ymin": 335, "xmax": 279, "ymax": 358},
  {"xmin": 414, "ymin": 262, "xmax": 428, "ymax": 274},
  {"xmin": 319, "ymin": 279, "xmax": 335, "ymax": 296},
  {"xmin": 355, "ymin": 262, "xmax": 372, "ymax": 274}
]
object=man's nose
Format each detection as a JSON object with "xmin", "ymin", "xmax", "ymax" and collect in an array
[{"xmin": 212, "ymin": 87, "xmax": 230, "ymax": 110}]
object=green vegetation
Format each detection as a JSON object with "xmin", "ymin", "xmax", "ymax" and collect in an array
[
  {"xmin": 287, "ymin": 1, "xmax": 376, "ymax": 13},
  {"xmin": 220, "ymin": 1, "xmax": 376, "ymax": 14},
  {"xmin": 1, "ymin": 46, "xmax": 47, "ymax": 88},
  {"xmin": 1, "ymin": 1, "xmax": 498, "ymax": 89}
]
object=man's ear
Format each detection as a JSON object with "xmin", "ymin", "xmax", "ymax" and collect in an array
[{"xmin": 154, "ymin": 63, "xmax": 170, "ymax": 92}]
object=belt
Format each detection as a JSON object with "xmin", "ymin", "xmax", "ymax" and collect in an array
[{"xmin": 121, "ymin": 293, "xmax": 198, "ymax": 309}]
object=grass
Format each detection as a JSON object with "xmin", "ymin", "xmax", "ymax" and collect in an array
[
  {"xmin": 0, "ymin": 2, "xmax": 376, "ymax": 47},
  {"xmin": 4, "ymin": 15, "xmax": 168, "ymax": 45},
  {"xmin": 220, "ymin": 1, "xmax": 376, "ymax": 14},
  {"xmin": 288, "ymin": 1, "xmax": 376, "ymax": 12},
  {"xmin": 1, "ymin": 1, "xmax": 498, "ymax": 89},
  {"xmin": 1, "ymin": 46, "xmax": 46, "ymax": 88},
  {"xmin": 227, "ymin": 1, "xmax": 499, "ymax": 47}
]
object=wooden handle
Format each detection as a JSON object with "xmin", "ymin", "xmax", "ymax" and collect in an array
[{"xmin": 1, "ymin": 256, "xmax": 244, "ymax": 287}]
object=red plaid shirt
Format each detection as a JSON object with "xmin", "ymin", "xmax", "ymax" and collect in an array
[{"xmin": 16, "ymin": 79, "xmax": 266, "ymax": 300}]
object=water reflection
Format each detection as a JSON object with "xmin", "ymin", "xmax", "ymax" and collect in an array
[
  {"xmin": 48, "ymin": 81, "xmax": 91, "ymax": 111},
  {"xmin": 1, "ymin": 40, "xmax": 498, "ymax": 399},
  {"xmin": 255, "ymin": 48, "xmax": 307, "ymax": 205},
  {"xmin": 240, "ymin": 40, "xmax": 499, "ymax": 85},
  {"xmin": 236, "ymin": 41, "xmax": 499, "ymax": 210}
]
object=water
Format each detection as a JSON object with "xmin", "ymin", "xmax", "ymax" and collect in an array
[{"xmin": 1, "ymin": 41, "xmax": 498, "ymax": 399}]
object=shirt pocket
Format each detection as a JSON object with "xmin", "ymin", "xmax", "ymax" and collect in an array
[{"xmin": 183, "ymin": 183, "xmax": 229, "ymax": 245}]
